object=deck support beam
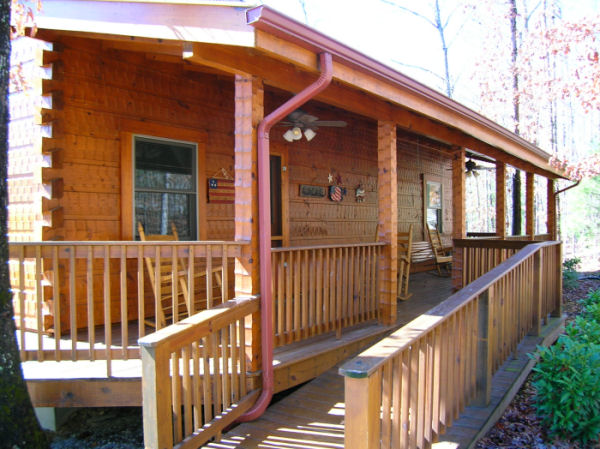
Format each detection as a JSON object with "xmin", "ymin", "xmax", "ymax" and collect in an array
[
  {"xmin": 474, "ymin": 288, "xmax": 493, "ymax": 407},
  {"xmin": 377, "ymin": 121, "xmax": 397, "ymax": 325},
  {"xmin": 526, "ymin": 172, "xmax": 535, "ymax": 239},
  {"xmin": 547, "ymin": 178, "xmax": 556, "ymax": 240},
  {"xmin": 234, "ymin": 75, "xmax": 263, "ymax": 374},
  {"xmin": 452, "ymin": 148, "xmax": 466, "ymax": 291},
  {"xmin": 495, "ymin": 162, "xmax": 506, "ymax": 238}
]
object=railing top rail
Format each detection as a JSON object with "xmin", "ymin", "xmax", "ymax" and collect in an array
[
  {"xmin": 339, "ymin": 240, "xmax": 560, "ymax": 379},
  {"xmin": 271, "ymin": 241, "xmax": 387, "ymax": 253},
  {"xmin": 139, "ymin": 295, "xmax": 259, "ymax": 353},
  {"xmin": 9, "ymin": 240, "xmax": 250, "ymax": 247},
  {"xmin": 453, "ymin": 238, "xmax": 560, "ymax": 249}
]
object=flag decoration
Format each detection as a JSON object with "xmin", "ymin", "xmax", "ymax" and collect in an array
[
  {"xmin": 208, "ymin": 178, "xmax": 235, "ymax": 204},
  {"xmin": 329, "ymin": 185, "xmax": 346, "ymax": 202}
]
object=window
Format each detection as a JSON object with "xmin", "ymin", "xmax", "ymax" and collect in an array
[
  {"xmin": 134, "ymin": 136, "xmax": 197, "ymax": 240},
  {"xmin": 423, "ymin": 176, "xmax": 443, "ymax": 233}
]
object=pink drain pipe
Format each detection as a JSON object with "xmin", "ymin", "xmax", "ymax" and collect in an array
[{"xmin": 238, "ymin": 52, "xmax": 333, "ymax": 421}]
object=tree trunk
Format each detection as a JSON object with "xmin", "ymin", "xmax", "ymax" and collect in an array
[{"xmin": 0, "ymin": 2, "xmax": 49, "ymax": 446}]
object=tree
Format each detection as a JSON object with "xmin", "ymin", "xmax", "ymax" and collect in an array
[{"xmin": 0, "ymin": 1, "xmax": 48, "ymax": 447}]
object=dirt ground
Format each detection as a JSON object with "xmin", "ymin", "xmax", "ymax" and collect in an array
[{"xmin": 48, "ymin": 273, "xmax": 600, "ymax": 449}]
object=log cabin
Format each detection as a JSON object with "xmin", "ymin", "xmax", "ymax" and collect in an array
[{"xmin": 8, "ymin": 2, "xmax": 566, "ymax": 448}]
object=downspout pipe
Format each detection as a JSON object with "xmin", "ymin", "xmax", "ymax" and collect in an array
[
  {"xmin": 238, "ymin": 51, "xmax": 333, "ymax": 422},
  {"xmin": 554, "ymin": 179, "xmax": 580, "ymax": 196}
]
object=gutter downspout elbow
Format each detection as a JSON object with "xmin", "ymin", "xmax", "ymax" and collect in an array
[{"xmin": 238, "ymin": 52, "xmax": 333, "ymax": 422}]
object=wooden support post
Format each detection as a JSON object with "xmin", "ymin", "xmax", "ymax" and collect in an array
[
  {"xmin": 526, "ymin": 172, "xmax": 535, "ymax": 240},
  {"xmin": 495, "ymin": 162, "xmax": 506, "ymax": 239},
  {"xmin": 547, "ymin": 178, "xmax": 557, "ymax": 240},
  {"xmin": 344, "ymin": 373, "xmax": 382, "ymax": 449},
  {"xmin": 452, "ymin": 148, "xmax": 466, "ymax": 291},
  {"xmin": 552, "ymin": 243, "xmax": 563, "ymax": 317},
  {"xmin": 474, "ymin": 288, "xmax": 493, "ymax": 407},
  {"xmin": 234, "ymin": 75, "xmax": 263, "ymax": 373},
  {"xmin": 530, "ymin": 250, "xmax": 542, "ymax": 336},
  {"xmin": 141, "ymin": 344, "xmax": 172, "ymax": 449},
  {"xmin": 377, "ymin": 121, "xmax": 397, "ymax": 325}
]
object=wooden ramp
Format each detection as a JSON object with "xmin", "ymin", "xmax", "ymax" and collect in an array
[
  {"xmin": 204, "ymin": 368, "xmax": 346, "ymax": 449},
  {"xmin": 207, "ymin": 276, "xmax": 563, "ymax": 449}
]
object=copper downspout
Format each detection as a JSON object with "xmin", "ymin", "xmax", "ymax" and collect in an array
[
  {"xmin": 238, "ymin": 52, "xmax": 333, "ymax": 422},
  {"xmin": 554, "ymin": 180, "xmax": 580, "ymax": 196}
]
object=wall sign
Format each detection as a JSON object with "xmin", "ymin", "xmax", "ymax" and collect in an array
[
  {"xmin": 329, "ymin": 185, "xmax": 346, "ymax": 202},
  {"xmin": 299, "ymin": 184, "xmax": 326, "ymax": 198},
  {"xmin": 208, "ymin": 178, "xmax": 234, "ymax": 203}
]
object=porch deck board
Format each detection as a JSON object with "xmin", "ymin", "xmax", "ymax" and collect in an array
[{"xmin": 207, "ymin": 278, "xmax": 563, "ymax": 449}]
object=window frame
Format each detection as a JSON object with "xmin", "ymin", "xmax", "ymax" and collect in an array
[
  {"xmin": 423, "ymin": 174, "xmax": 444, "ymax": 236},
  {"xmin": 120, "ymin": 120, "xmax": 207, "ymax": 241},
  {"xmin": 133, "ymin": 135, "xmax": 198, "ymax": 240}
]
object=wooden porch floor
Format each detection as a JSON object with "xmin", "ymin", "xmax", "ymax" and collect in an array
[{"xmin": 206, "ymin": 276, "xmax": 564, "ymax": 449}]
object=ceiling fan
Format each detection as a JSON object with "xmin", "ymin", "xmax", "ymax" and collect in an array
[
  {"xmin": 465, "ymin": 158, "xmax": 494, "ymax": 177},
  {"xmin": 279, "ymin": 109, "xmax": 347, "ymax": 142}
]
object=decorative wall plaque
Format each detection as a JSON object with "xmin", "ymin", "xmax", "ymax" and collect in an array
[{"xmin": 299, "ymin": 184, "xmax": 326, "ymax": 198}]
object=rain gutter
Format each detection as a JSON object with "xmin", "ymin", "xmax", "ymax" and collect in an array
[{"xmin": 237, "ymin": 51, "xmax": 333, "ymax": 422}]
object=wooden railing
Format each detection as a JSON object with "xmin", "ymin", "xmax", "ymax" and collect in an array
[
  {"xmin": 271, "ymin": 242, "xmax": 384, "ymax": 346},
  {"xmin": 340, "ymin": 241, "xmax": 561, "ymax": 449},
  {"xmin": 140, "ymin": 295, "xmax": 260, "ymax": 449},
  {"xmin": 9, "ymin": 241, "xmax": 243, "ymax": 374}
]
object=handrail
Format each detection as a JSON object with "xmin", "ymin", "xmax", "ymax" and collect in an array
[
  {"xmin": 140, "ymin": 295, "xmax": 260, "ymax": 449},
  {"xmin": 340, "ymin": 240, "xmax": 562, "ymax": 449},
  {"xmin": 271, "ymin": 241, "xmax": 386, "ymax": 253},
  {"xmin": 340, "ymin": 241, "xmax": 555, "ymax": 378}
]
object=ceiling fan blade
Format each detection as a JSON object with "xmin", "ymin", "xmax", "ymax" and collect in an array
[{"xmin": 311, "ymin": 120, "xmax": 348, "ymax": 127}]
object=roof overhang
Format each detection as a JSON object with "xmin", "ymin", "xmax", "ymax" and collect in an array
[{"xmin": 31, "ymin": 1, "xmax": 563, "ymax": 178}]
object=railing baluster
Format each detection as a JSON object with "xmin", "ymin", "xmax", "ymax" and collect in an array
[
  {"xmin": 69, "ymin": 245, "xmax": 76, "ymax": 360},
  {"xmin": 221, "ymin": 244, "xmax": 228, "ymax": 303},
  {"xmin": 18, "ymin": 245, "xmax": 26, "ymax": 359},
  {"xmin": 120, "ymin": 245, "xmax": 127, "ymax": 360},
  {"xmin": 87, "ymin": 246, "xmax": 95, "ymax": 361},
  {"xmin": 103, "ymin": 245, "xmax": 111, "ymax": 377},
  {"xmin": 52, "ymin": 246, "xmax": 61, "ymax": 361},
  {"xmin": 137, "ymin": 245, "xmax": 145, "ymax": 338},
  {"xmin": 35, "ymin": 245, "xmax": 43, "ymax": 361}
]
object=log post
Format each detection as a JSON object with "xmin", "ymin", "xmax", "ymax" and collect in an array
[
  {"xmin": 530, "ymin": 250, "xmax": 543, "ymax": 336},
  {"xmin": 495, "ymin": 162, "xmax": 506, "ymax": 239},
  {"xmin": 452, "ymin": 148, "xmax": 466, "ymax": 291},
  {"xmin": 141, "ymin": 344, "xmax": 172, "ymax": 449},
  {"xmin": 377, "ymin": 121, "xmax": 397, "ymax": 325},
  {"xmin": 474, "ymin": 287, "xmax": 493, "ymax": 407},
  {"xmin": 526, "ymin": 172, "xmax": 535, "ymax": 240},
  {"xmin": 547, "ymin": 178, "xmax": 557, "ymax": 240},
  {"xmin": 234, "ymin": 75, "xmax": 263, "ymax": 374},
  {"xmin": 344, "ymin": 372, "xmax": 382, "ymax": 449},
  {"xmin": 552, "ymin": 243, "xmax": 563, "ymax": 317}
]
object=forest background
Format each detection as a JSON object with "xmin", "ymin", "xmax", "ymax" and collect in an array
[{"xmin": 265, "ymin": 0, "xmax": 600, "ymax": 270}]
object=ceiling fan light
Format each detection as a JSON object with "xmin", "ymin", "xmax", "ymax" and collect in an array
[
  {"xmin": 283, "ymin": 129, "xmax": 295, "ymax": 142},
  {"xmin": 304, "ymin": 128, "xmax": 317, "ymax": 141},
  {"xmin": 292, "ymin": 126, "xmax": 303, "ymax": 140}
]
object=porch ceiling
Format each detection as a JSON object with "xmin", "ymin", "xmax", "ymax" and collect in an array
[{"xmin": 33, "ymin": 1, "xmax": 564, "ymax": 179}]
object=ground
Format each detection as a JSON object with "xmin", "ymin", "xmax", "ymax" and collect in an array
[{"xmin": 47, "ymin": 272, "xmax": 600, "ymax": 448}]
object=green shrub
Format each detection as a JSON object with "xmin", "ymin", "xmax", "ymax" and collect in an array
[
  {"xmin": 581, "ymin": 288, "xmax": 600, "ymax": 309},
  {"xmin": 562, "ymin": 257, "xmax": 581, "ymax": 289},
  {"xmin": 532, "ymin": 335, "xmax": 600, "ymax": 443}
]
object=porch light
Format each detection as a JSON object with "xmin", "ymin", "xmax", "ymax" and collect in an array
[
  {"xmin": 283, "ymin": 126, "xmax": 303, "ymax": 142},
  {"xmin": 304, "ymin": 128, "xmax": 317, "ymax": 141}
]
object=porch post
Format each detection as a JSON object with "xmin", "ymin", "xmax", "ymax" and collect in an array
[
  {"xmin": 547, "ymin": 178, "xmax": 557, "ymax": 240},
  {"xmin": 495, "ymin": 162, "xmax": 506, "ymax": 239},
  {"xmin": 451, "ymin": 148, "xmax": 466, "ymax": 291},
  {"xmin": 377, "ymin": 121, "xmax": 397, "ymax": 325},
  {"xmin": 234, "ymin": 75, "xmax": 263, "ymax": 375},
  {"xmin": 526, "ymin": 172, "xmax": 535, "ymax": 240}
]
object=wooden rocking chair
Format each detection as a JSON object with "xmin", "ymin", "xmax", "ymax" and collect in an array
[
  {"xmin": 397, "ymin": 224, "xmax": 413, "ymax": 300},
  {"xmin": 426, "ymin": 226, "xmax": 452, "ymax": 276},
  {"xmin": 138, "ymin": 222, "xmax": 222, "ymax": 328}
]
